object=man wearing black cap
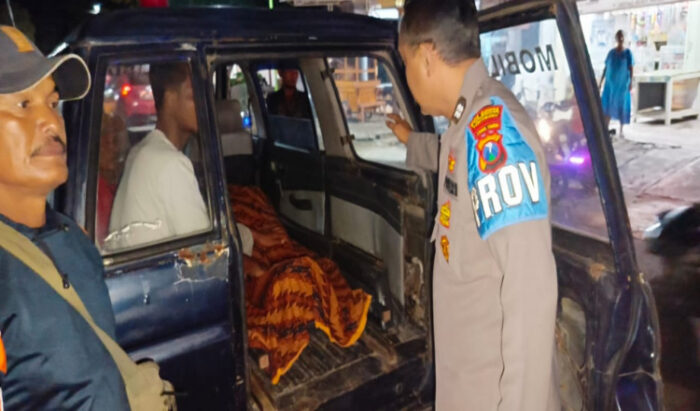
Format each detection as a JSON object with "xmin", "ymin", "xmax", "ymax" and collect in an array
[{"xmin": 0, "ymin": 26, "xmax": 130, "ymax": 409}]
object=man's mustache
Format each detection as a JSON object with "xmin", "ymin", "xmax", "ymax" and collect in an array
[{"xmin": 31, "ymin": 136, "xmax": 66, "ymax": 157}]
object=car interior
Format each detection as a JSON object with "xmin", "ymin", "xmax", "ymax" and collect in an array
[{"xmin": 210, "ymin": 55, "xmax": 433, "ymax": 409}]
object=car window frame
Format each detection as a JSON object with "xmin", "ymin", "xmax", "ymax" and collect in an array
[
  {"xmin": 324, "ymin": 50, "xmax": 419, "ymax": 173},
  {"xmin": 87, "ymin": 50, "xmax": 221, "ymax": 266}
]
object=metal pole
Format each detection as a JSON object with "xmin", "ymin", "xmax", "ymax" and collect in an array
[{"xmin": 5, "ymin": 0, "xmax": 16, "ymax": 27}]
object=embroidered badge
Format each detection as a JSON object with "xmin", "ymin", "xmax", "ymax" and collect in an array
[
  {"xmin": 447, "ymin": 151, "xmax": 456, "ymax": 173},
  {"xmin": 444, "ymin": 177, "xmax": 458, "ymax": 197},
  {"xmin": 440, "ymin": 236, "xmax": 450, "ymax": 262},
  {"xmin": 469, "ymin": 105, "xmax": 507, "ymax": 173},
  {"xmin": 466, "ymin": 96, "xmax": 548, "ymax": 240},
  {"xmin": 439, "ymin": 201, "xmax": 451, "ymax": 228}
]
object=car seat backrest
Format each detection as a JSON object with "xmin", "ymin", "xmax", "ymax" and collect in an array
[
  {"xmin": 215, "ymin": 99, "xmax": 255, "ymax": 185},
  {"xmin": 216, "ymin": 99, "xmax": 253, "ymax": 157}
]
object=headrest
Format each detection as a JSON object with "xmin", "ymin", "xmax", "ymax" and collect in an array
[{"xmin": 215, "ymin": 99, "xmax": 244, "ymax": 134}]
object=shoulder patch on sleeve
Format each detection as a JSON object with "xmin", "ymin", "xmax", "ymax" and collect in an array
[{"xmin": 466, "ymin": 96, "xmax": 548, "ymax": 239}]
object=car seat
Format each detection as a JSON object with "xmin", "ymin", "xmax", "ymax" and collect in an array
[{"xmin": 216, "ymin": 99, "xmax": 255, "ymax": 185}]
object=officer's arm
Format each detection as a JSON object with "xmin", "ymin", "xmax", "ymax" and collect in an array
[
  {"xmin": 486, "ymin": 218, "xmax": 559, "ymax": 410},
  {"xmin": 406, "ymin": 132, "xmax": 438, "ymax": 172},
  {"xmin": 386, "ymin": 114, "xmax": 438, "ymax": 171},
  {"xmin": 468, "ymin": 96, "xmax": 559, "ymax": 409}
]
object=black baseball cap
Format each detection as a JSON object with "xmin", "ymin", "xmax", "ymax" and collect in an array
[{"xmin": 0, "ymin": 25, "xmax": 90, "ymax": 100}]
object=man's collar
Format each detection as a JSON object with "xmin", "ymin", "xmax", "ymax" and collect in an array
[
  {"xmin": 150, "ymin": 128, "xmax": 179, "ymax": 151},
  {"xmin": 0, "ymin": 205, "xmax": 61, "ymax": 238},
  {"xmin": 452, "ymin": 58, "xmax": 489, "ymax": 123}
]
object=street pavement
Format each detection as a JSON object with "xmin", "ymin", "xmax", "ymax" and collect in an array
[
  {"xmin": 615, "ymin": 117, "xmax": 700, "ymax": 240},
  {"xmin": 613, "ymin": 118, "xmax": 699, "ymax": 284}
]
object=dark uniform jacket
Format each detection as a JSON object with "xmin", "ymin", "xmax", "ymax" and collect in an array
[
  {"xmin": 0, "ymin": 208, "xmax": 129, "ymax": 410},
  {"xmin": 266, "ymin": 89, "xmax": 313, "ymax": 119}
]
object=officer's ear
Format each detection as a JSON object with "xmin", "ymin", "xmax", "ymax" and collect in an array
[{"xmin": 418, "ymin": 42, "xmax": 438, "ymax": 78}]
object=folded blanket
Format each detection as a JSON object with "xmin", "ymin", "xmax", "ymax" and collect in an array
[{"xmin": 229, "ymin": 185, "xmax": 372, "ymax": 384}]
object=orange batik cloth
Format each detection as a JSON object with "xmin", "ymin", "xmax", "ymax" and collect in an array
[{"xmin": 229, "ymin": 185, "xmax": 371, "ymax": 385}]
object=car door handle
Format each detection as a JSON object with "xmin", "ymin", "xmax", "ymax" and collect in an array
[{"xmin": 289, "ymin": 194, "xmax": 312, "ymax": 211}]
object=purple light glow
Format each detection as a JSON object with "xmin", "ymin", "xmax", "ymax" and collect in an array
[{"xmin": 569, "ymin": 156, "xmax": 585, "ymax": 165}]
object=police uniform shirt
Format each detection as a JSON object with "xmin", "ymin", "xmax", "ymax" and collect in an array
[
  {"xmin": 0, "ymin": 209, "xmax": 129, "ymax": 410},
  {"xmin": 407, "ymin": 59, "xmax": 560, "ymax": 410}
]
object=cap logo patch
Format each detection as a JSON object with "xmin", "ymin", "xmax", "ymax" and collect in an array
[{"xmin": 1, "ymin": 26, "xmax": 34, "ymax": 53}]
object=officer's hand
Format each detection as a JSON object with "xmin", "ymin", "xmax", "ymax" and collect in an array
[{"xmin": 386, "ymin": 113, "xmax": 413, "ymax": 145}]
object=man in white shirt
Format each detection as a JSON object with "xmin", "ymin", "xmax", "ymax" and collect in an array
[{"xmin": 109, "ymin": 62, "xmax": 210, "ymax": 249}]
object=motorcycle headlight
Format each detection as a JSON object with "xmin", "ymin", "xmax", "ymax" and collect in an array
[{"xmin": 537, "ymin": 119, "xmax": 552, "ymax": 143}]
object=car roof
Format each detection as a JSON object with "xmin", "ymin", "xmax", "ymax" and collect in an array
[{"xmin": 66, "ymin": 7, "xmax": 397, "ymax": 48}]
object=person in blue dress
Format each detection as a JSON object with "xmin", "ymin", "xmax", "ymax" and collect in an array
[{"xmin": 600, "ymin": 30, "xmax": 634, "ymax": 137}]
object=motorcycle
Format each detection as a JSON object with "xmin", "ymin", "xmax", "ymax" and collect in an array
[{"xmin": 535, "ymin": 101, "xmax": 596, "ymax": 202}]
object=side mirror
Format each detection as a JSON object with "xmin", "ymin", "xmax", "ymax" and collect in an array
[{"xmin": 643, "ymin": 203, "xmax": 700, "ymax": 256}]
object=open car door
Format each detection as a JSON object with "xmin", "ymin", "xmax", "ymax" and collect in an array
[{"xmin": 477, "ymin": 1, "xmax": 662, "ymax": 409}]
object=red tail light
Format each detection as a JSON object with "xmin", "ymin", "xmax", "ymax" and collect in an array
[
  {"xmin": 140, "ymin": 0, "xmax": 168, "ymax": 7},
  {"xmin": 121, "ymin": 84, "xmax": 132, "ymax": 97}
]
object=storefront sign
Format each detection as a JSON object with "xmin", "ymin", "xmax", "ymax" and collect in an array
[
  {"xmin": 489, "ymin": 44, "xmax": 559, "ymax": 77},
  {"xmin": 577, "ymin": 0, "xmax": 690, "ymax": 14}
]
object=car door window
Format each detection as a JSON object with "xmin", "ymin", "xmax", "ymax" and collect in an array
[
  {"xmin": 227, "ymin": 64, "xmax": 258, "ymax": 135},
  {"xmin": 96, "ymin": 59, "xmax": 213, "ymax": 253},
  {"xmin": 481, "ymin": 19, "xmax": 607, "ymax": 239},
  {"xmin": 327, "ymin": 56, "xmax": 411, "ymax": 168}
]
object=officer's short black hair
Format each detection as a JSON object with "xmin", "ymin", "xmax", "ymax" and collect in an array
[
  {"xmin": 400, "ymin": 0, "xmax": 481, "ymax": 65},
  {"xmin": 149, "ymin": 62, "xmax": 191, "ymax": 112}
]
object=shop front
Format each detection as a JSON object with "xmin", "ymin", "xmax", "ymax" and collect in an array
[{"xmin": 579, "ymin": 0, "xmax": 700, "ymax": 124}]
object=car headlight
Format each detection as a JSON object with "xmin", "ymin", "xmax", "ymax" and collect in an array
[{"xmin": 537, "ymin": 119, "xmax": 552, "ymax": 143}]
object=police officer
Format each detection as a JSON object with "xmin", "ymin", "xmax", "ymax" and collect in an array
[
  {"xmin": 386, "ymin": 1, "xmax": 560, "ymax": 409},
  {"xmin": 0, "ymin": 26, "xmax": 130, "ymax": 409}
]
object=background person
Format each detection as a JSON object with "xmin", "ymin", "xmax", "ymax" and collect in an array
[
  {"xmin": 599, "ymin": 29, "xmax": 634, "ymax": 138},
  {"xmin": 265, "ymin": 64, "xmax": 312, "ymax": 119},
  {"xmin": 96, "ymin": 112, "xmax": 128, "ymax": 244}
]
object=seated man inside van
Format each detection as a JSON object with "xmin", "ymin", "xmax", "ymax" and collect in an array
[
  {"xmin": 96, "ymin": 113, "xmax": 129, "ymax": 245},
  {"xmin": 108, "ymin": 62, "xmax": 210, "ymax": 249},
  {"xmin": 265, "ymin": 64, "xmax": 312, "ymax": 119},
  {"xmin": 264, "ymin": 64, "xmax": 317, "ymax": 151}
]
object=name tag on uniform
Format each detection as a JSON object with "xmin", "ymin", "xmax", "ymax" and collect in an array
[
  {"xmin": 444, "ymin": 177, "xmax": 458, "ymax": 197},
  {"xmin": 466, "ymin": 97, "xmax": 548, "ymax": 239}
]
